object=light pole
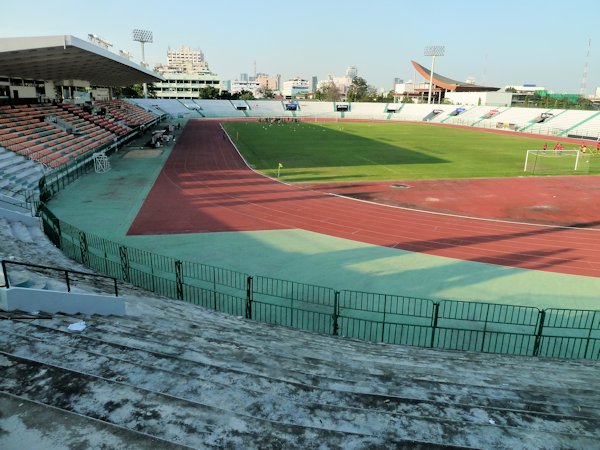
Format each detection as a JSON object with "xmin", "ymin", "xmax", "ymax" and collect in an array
[
  {"xmin": 424, "ymin": 46, "xmax": 444, "ymax": 105},
  {"xmin": 133, "ymin": 29, "xmax": 153, "ymax": 98}
]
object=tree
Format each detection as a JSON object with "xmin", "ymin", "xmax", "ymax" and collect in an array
[
  {"xmin": 218, "ymin": 90, "xmax": 233, "ymax": 100},
  {"xmin": 238, "ymin": 90, "xmax": 255, "ymax": 100},
  {"xmin": 198, "ymin": 86, "xmax": 220, "ymax": 99},
  {"xmin": 382, "ymin": 90, "xmax": 395, "ymax": 102},
  {"xmin": 505, "ymin": 87, "xmax": 517, "ymax": 93},
  {"xmin": 400, "ymin": 94, "xmax": 413, "ymax": 104},
  {"xmin": 114, "ymin": 83, "xmax": 152, "ymax": 98},
  {"xmin": 576, "ymin": 97, "xmax": 593, "ymax": 110},
  {"xmin": 257, "ymin": 86, "xmax": 274, "ymax": 99},
  {"xmin": 316, "ymin": 81, "xmax": 341, "ymax": 101},
  {"xmin": 347, "ymin": 76, "xmax": 367, "ymax": 102}
]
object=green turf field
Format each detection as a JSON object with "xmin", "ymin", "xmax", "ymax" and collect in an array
[{"xmin": 223, "ymin": 121, "xmax": 599, "ymax": 181}]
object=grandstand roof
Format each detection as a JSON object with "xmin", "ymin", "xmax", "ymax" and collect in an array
[
  {"xmin": 411, "ymin": 60, "xmax": 499, "ymax": 92},
  {"xmin": 0, "ymin": 35, "xmax": 164, "ymax": 86}
]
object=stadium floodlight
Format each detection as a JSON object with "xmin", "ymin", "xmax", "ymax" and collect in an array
[
  {"xmin": 424, "ymin": 45, "xmax": 445, "ymax": 105},
  {"xmin": 119, "ymin": 50, "xmax": 133, "ymax": 60},
  {"xmin": 88, "ymin": 33, "xmax": 113, "ymax": 50},
  {"xmin": 132, "ymin": 29, "xmax": 153, "ymax": 98}
]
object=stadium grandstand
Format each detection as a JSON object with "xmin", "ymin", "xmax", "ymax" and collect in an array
[
  {"xmin": 0, "ymin": 35, "xmax": 164, "ymax": 207},
  {"xmin": 1, "ymin": 35, "xmax": 600, "ymax": 449}
]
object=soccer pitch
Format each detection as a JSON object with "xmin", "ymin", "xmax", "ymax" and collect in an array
[{"xmin": 223, "ymin": 121, "xmax": 599, "ymax": 181}]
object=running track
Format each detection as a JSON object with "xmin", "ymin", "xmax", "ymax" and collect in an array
[{"xmin": 128, "ymin": 121, "xmax": 600, "ymax": 278}]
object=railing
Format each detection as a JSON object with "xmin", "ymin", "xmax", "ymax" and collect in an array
[
  {"xmin": 1, "ymin": 259, "xmax": 119, "ymax": 297},
  {"xmin": 37, "ymin": 203, "xmax": 600, "ymax": 360},
  {"xmin": 38, "ymin": 143, "xmax": 117, "ymax": 205}
]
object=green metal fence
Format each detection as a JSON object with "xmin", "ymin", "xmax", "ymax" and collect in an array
[{"xmin": 38, "ymin": 203, "xmax": 600, "ymax": 361}]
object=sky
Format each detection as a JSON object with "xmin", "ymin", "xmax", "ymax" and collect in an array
[{"xmin": 2, "ymin": 0, "xmax": 600, "ymax": 94}]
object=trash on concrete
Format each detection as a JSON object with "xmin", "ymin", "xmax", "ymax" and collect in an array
[{"xmin": 68, "ymin": 320, "xmax": 87, "ymax": 331}]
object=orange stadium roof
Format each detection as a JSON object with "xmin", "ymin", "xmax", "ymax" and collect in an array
[{"xmin": 411, "ymin": 60, "xmax": 499, "ymax": 92}]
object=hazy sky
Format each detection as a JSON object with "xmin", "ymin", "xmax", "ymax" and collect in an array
[{"xmin": 2, "ymin": 0, "xmax": 599, "ymax": 93}]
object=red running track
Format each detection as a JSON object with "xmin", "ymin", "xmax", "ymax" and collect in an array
[{"xmin": 128, "ymin": 121, "xmax": 600, "ymax": 278}]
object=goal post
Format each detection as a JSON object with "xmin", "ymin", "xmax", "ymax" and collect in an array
[{"xmin": 523, "ymin": 149, "xmax": 588, "ymax": 174}]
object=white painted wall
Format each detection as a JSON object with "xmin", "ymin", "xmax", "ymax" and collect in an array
[
  {"xmin": 445, "ymin": 91, "xmax": 513, "ymax": 107},
  {"xmin": 0, "ymin": 287, "xmax": 126, "ymax": 316}
]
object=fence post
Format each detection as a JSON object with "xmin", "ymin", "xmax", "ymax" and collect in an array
[
  {"xmin": 119, "ymin": 246, "xmax": 130, "ymax": 283},
  {"xmin": 290, "ymin": 283, "xmax": 294, "ymax": 327},
  {"xmin": 65, "ymin": 270, "xmax": 71, "ymax": 292},
  {"xmin": 79, "ymin": 231, "xmax": 89, "ymax": 266},
  {"xmin": 381, "ymin": 295, "xmax": 387, "ymax": 343},
  {"xmin": 332, "ymin": 291, "xmax": 340, "ymax": 336},
  {"xmin": 430, "ymin": 302, "xmax": 440, "ymax": 348},
  {"xmin": 245, "ymin": 276, "xmax": 253, "ymax": 319},
  {"xmin": 175, "ymin": 260, "xmax": 183, "ymax": 301},
  {"xmin": 212, "ymin": 266, "xmax": 217, "ymax": 310},
  {"xmin": 2, "ymin": 261, "xmax": 10, "ymax": 288},
  {"xmin": 583, "ymin": 310, "xmax": 597, "ymax": 359},
  {"xmin": 480, "ymin": 304, "xmax": 490, "ymax": 353},
  {"xmin": 533, "ymin": 309, "xmax": 546, "ymax": 357}
]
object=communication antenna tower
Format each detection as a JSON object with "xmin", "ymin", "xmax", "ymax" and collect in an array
[{"xmin": 580, "ymin": 38, "xmax": 591, "ymax": 96}]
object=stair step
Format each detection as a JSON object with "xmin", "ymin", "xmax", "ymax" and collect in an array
[
  {"xmin": 0, "ymin": 353, "xmax": 410, "ymax": 449},
  {"xmin": 0, "ymin": 392, "xmax": 191, "ymax": 450}
]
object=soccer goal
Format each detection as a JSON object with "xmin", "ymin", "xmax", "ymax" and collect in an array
[{"xmin": 523, "ymin": 149, "xmax": 589, "ymax": 174}]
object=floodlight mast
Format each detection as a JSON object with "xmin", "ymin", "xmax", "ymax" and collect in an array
[
  {"xmin": 424, "ymin": 46, "xmax": 444, "ymax": 105},
  {"xmin": 132, "ymin": 29, "xmax": 153, "ymax": 98}
]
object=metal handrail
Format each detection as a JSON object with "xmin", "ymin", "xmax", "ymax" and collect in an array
[{"xmin": 1, "ymin": 259, "xmax": 118, "ymax": 297}]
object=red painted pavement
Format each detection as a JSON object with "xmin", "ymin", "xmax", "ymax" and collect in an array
[{"xmin": 128, "ymin": 121, "xmax": 600, "ymax": 278}]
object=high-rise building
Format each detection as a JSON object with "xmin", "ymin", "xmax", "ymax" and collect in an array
[
  {"xmin": 153, "ymin": 45, "xmax": 220, "ymax": 99},
  {"xmin": 311, "ymin": 76, "xmax": 318, "ymax": 93},
  {"xmin": 346, "ymin": 66, "xmax": 358, "ymax": 79},
  {"xmin": 167, "ymin": 46, "xmax": 205, "ymax": 67}
]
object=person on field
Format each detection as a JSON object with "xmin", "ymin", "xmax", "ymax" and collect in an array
[{"xmin": 543, "ymin": 143, "xmax": 547, "ymax": 151}]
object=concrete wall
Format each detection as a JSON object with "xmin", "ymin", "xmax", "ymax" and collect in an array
[
  {"xmin": 0, "ymin": 203, "xmax": 38, "ymax": 226},
  {"xmin": 0, "ymin": 287, "xmax": 126, "ymax": 316},
  {"xmin": 445, "ymin": 91, "xmax": 513, "ymax": 107}
]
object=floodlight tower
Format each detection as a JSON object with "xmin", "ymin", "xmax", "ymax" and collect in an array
[
  {"xmin": 424, "ymin": 46, "xmax": 444, "ymax": 104},
  {"xmin": 133, "ymin": 29, "xmax": 153, "ymax": 98}
]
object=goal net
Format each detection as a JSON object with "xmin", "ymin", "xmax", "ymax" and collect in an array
[{"xmin": 523, "ymin": 149, "xmax": 590, "ymax": 174}]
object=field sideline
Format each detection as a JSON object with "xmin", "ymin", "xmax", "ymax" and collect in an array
[{"xmin": 223, "ymin": 121, "xmax": 599, "ymax": 182}]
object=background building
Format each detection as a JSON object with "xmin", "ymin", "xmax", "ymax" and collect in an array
[
  {"xmin": 256, "ymin": 73, "xmax": 279, "ymax": 92},
  {"xmin": 153, "ymin": 45, "xmax": 220, "ymax": 99},
  {"xmin": 315, "ymin": 66, "xmax": 358, "ymax": 100},
  {"xmin": 230, "ymin": 78, "xmax": 260, "ymax": 95},
  {"xmin": 282, "ymin": 77, "xmax": 309, "ymax": 98}
]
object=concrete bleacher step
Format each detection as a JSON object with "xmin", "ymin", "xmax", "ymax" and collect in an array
[
  {"xmin": 8, "ymin": 166, "xmax": 44, "ymax": 186},
  {"xmin": 84, "ymin": 311, "xmax": 600, "ymax": 403},
  {"xmin": 0, "ymin": 352, "xmax": 403, "ymax": 449},
  {"xmin": 8, "ymin": 315, "xmax": 600, "ymax": 421},
  {"xmin": 0, "ymin": 149, "xmax": 18, "ymax": 161},
  {"xmin": 0, "ymin": 153, "xmax": 25, "ymax": 169},
  {"xmin": 1, "ymin": 312, "xmax": 598, "ymax": 449},
  {"xmin": 2, "ymin": 159, "xmax": 35, "ymax": 177},
  {"xmin": 0, "ymin": 392, "xmax": 192, "ymax": 450}
]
